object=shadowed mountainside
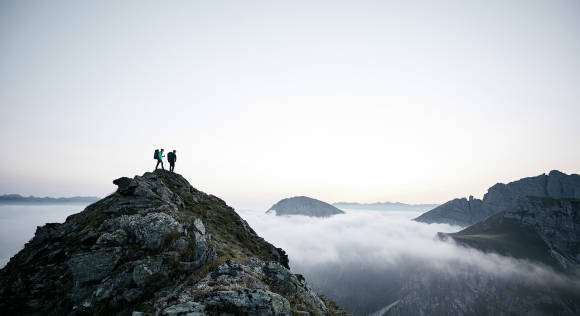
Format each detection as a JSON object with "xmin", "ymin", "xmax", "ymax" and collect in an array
[
  {"xmin": 386, "ymin": 196, "xmax": 580, "ymax": 316},
  {"xmin": 439, "ymin": 196, "xmax": 580, "ymax": 271}
]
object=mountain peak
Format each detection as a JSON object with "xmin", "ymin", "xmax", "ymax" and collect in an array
[
  {"xmin": 0, "ymin": 171, "xmax": 343, "ymax": 315},
  {"xmin": 267, "ymin": 196, "xmax": 345, "ymax": 217},
  {"xmin": 414, "ymin": 170, "xmax": 580, "ymax": 226}
]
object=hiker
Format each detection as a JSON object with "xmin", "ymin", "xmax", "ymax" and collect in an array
[
  {"xmin": 154, "ymin": 148, "xmax": 165, "ymax": 170},
  {"xmin": 168, "ymin": 150, "xmax": 177, "ymax": 172}
]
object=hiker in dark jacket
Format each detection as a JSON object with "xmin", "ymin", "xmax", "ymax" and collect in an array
[
  {"xmin": 155, "ymin": 149, "xmax": 165, "ymax": 170},
  {"xmin": 168, "ymin": 150, "xmax": 177, "ymax": 172}
]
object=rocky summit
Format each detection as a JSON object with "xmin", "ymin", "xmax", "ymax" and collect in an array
[
  {"xmin": 414, "ymin": 170, "xmax": 580, "ymax": 227},
  {"xmin": 0, "ymin": 170, "xmax": 347, "ymax": 316},
  {"xmin": 266, "ymin": 197, "xmax": 344, "ymax": 218}
]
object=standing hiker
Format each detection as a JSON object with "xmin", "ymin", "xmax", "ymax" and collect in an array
[
  {"xmin": 154, "ymin": 148, "xmax": 165, "ymax": 170},
  {"xmin": 168, "ymin": 150, "xmax": 177, "ymax": 173}
]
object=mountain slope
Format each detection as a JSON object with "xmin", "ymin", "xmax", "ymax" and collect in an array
[
  {"xmin": 414, "ymin": 170, "xmax": 580, "ymax": 226},
  {"xmin": 267, "ymin": 196, "xmax": 345, "ymax": 217},
  {"xmin": 439, "ymin": 196, "xmax": 580, "ymax": 271},
  {"xmin": 0, "ymin": 170, "xmax": 347, "ymax": 315},
  {"xmin": 387, "ymin": 196, "xmax": 580, "ymax": 316}
]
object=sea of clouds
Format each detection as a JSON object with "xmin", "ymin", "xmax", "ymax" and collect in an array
[
  {"xmin": 237, "ymin": 208, "xmax": 580, "ymax": 315},
  {"xmin": 0, "ymin": 204, "xmax": 87, "ymax": 268}
]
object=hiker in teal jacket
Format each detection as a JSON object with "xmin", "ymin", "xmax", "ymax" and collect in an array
[{"xmin": 155, "ymin": 149, "xmax": 165, "ymax": 170}]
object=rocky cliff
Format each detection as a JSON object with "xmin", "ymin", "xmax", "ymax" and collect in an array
[
  {"xmin": 386, "ymin": 196, "xmax": 580, "ymax": 316},
  {"xmin": 414, "ymin": 170, "xmax": 580, "ymax": 226},
  {"xmin": 439, "ymin": 196, "xmax": 580, "ymax": 271},
  {"xmin": 267, "ymin": 196, "xmax": 344, "ymax": 217},
  {"xmin": 0, "ymin": 170, "xmax": 347, "ymax": 315}
]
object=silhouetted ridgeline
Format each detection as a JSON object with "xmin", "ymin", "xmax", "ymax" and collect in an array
[
  {"xmin": 333, "ymin": 201, "xmax": 438, "ymax": 212},
  {"xmin": 0, "ymin": 170, "xmax": 348, "ymax": 315},
  {"xmin": 0, "ymin": 194, "xmax": 100, "ymax": 204},
  {"xmin": 414, "ymin": 170, "xmax": 580, "ymax": 226}
]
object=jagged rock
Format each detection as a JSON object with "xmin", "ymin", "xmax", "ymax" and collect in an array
[
  {"xmin": 440, "ymin": 196, "xmax": 580, "ymax": 271},
  {"xmin": 162, "ymin": 301, "xmax": 205, "ymax": 315},
  {"xmin": 158, "ymin": 258, "xmax": 326, "ymax": 316},
  {"xmin": 132, "ymin": 257, "xmax": 164, "ymax": 287},
  {"xmin": 100, "ymin": 212, "xmax": 183, "ymax": 250},
  {"xmin": 415, "ymin": 170, "xmax": 580, "ymax": 226},
  {"xmin": 389, "ymin": 196, "xmax": 580, "ymax": 316},
  {"xmin": 0, "ymin": 170, "xmax": 340, "ymax": 316},
  {"xmin": 95, "ymin": 229, "xmax": 128, "ymax": 247},
  {"xmin": 68, "ymin": 247, "xmax": 123, "ymax": 282}
]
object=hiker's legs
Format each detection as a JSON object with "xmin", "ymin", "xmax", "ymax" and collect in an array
[
  {"xmin": 170, "ymin": 163, "xmax": 175, "ymax": 172},
  {"xmin": 155, "ymin": 159, "xmax": 161, "ymax": 170}
]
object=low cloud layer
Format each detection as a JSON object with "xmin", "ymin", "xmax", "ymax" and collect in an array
[{"xmin": 238, "ymin": 208, "xmax": 580, "ymax": 314}]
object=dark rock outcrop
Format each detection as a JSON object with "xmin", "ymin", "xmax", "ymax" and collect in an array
[
  {"xmin": 0, "ymin": 170, "xmax": 345, "ymax": 315},
  {"xmin": 267, "ymin": 196, "xmax": 345, "ymax": 217},
  {"xmin": 387, "ymin": 196, "xmax": 580, "ymax": 316},
  {"xmin": 439, "ymin": 196, "xmax": 580, "ymax": 271},
  {"xmin": 414, "ymin": 170, "xmax": 580, "ymax": 226}
]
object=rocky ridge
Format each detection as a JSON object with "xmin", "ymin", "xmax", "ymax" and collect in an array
[
  {"xmin": 414, "ymin": 170, "xmax": 580, "ymax": 226},
  {"xmin": 0, "ymin": 170, "xmax": 346, "ymax": 315},
  {"xmin": 439, "ymin": 196, "xmax": 580, "ymax": 271},
  {"xmin": 387, "ymin": 196, "xmax": 580, "ymax": 316}
]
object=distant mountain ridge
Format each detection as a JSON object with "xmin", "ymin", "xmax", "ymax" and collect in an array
[
  {"xmin": 0, "ymin": 194, "xmax": 100, "ymax": 204},
  {"xmin": 414, "ymin": 170, "xmax": 580, "ymax": 226},
  {"xmin": 267, "ymin": 196, "xmax": 345, "ymax": 217},
  {"xmin": 333, "ymin": 201, "xmax": 438, "ymax": 211}
]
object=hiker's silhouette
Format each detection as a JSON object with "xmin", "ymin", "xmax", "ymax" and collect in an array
[
  {"xmin": 168, "ymin": 150, "xmax": 177, "ymax": 172},
  {"xmin": 155, "ymin": 149, "xmax": 165, "ymax": 170}
]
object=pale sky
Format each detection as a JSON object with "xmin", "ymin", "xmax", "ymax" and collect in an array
[{"xmin": 1, "ymin": 0, "xmax": 579, "ymax": 210}]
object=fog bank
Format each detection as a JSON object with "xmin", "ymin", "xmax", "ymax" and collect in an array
[{"xmin": 238, "ymin": 208, "xmax": 580, "ymax": 314}]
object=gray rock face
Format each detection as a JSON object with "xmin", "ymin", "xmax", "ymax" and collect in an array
[
  {"xmin": 68, "ymin": 247, "xmax": 123, "ymax": 282},
  {"xmin": 442, "ymin": 197, "xmax": 580, "ymax": 271},
  {"xmin": 415, "ymin": 170, "xmax": 580, "ymax": 226},
  {"xmin": 267, "ymin": 196, "xmax": 345, "ymax": 217},
  {"xmin": 386, "ymin": 266, "xmax": 580, "ymax": 316},
  {"xmin": 0, "ymin": 170, "xmax": 336, "ymax": 316},
  {"xmin": 388, "ymin": 197, "xmax": 580, "ymax": 316},
  {"xmin": 100, "ymin": 212, "xmax": 183, "ymax": 250},
  {"xmin": 158, "ymin": 258, "xmax": 327, "ymax": 316}
]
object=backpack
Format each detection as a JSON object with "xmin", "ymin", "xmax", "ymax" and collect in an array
[
  {"xmin": 154, "ymin": 149, "xmax": 159, "ymax": 160},
  {"xmin": 168, "ymin": 152, "xmax": 174, "ymax": 163}
]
